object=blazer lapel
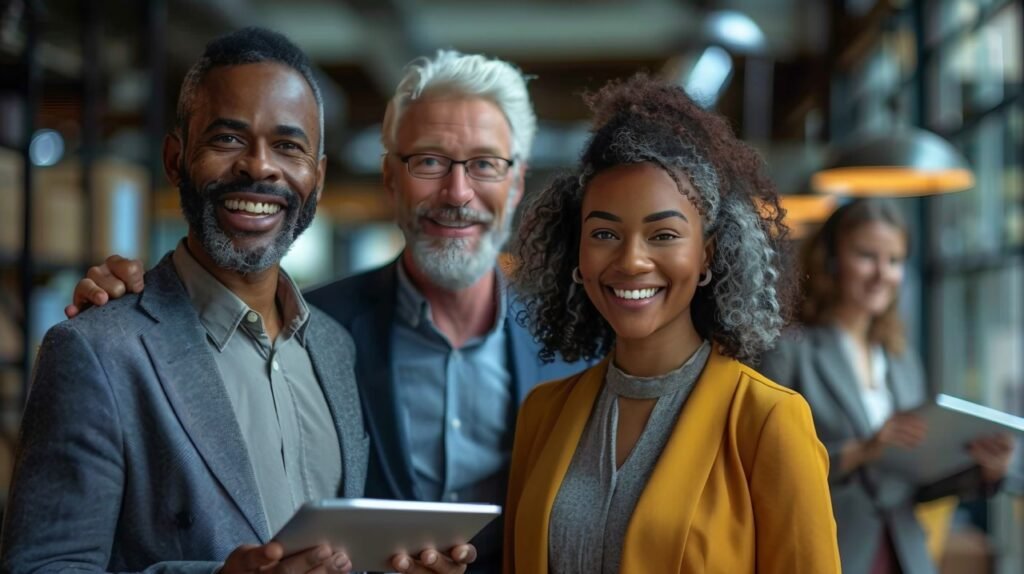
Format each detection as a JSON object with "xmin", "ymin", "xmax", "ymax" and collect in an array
[
  {"xmin": 353, "ymin": 264, "xmax": 418, "ymax": 500},
  {"xmin": 505, "ymin": 316, "xmax": 540, "ymax": 406},
  {"xmin": 514, "ymin": 360, "xmax": 606, "ymax": 574},
  {"xmin": 886, "ymin": 350, "xmax": 926, "ymax": 411},
  {"xmin": 305, "ymin": 317, "xmax": 367, "ymax": 498},
  {"xmin": 138, "ymin": 260, "xmax": 269, "ymax": 542},
  {"xmin": 621, "ymin": 350, "xmax": 740, "ymax": 570},
  {"xmin": 813, "ymin": 328, "xmax": 874, "ymax": 437}
]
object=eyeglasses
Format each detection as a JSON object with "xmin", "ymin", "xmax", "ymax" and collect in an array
[{"xmin": 398, "ymin": 153, "xmax": 515, "ymax": 182}]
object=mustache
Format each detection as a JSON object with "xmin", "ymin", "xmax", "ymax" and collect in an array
[
  {"xmin": 202, "ymin": 179, "xmax": 301, "ymax": 211},
  {"xmin": 415, "ymin": 205, "xmax": 494, "ymax": 224}
]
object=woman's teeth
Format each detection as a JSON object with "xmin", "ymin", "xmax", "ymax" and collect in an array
[
  {"xmin": 224, "ymin": 199, "xmax": 282, "ymax": 215},
  {"xmin": 613, "ymin": 287, "xmax": 660, "ymax": 300}
]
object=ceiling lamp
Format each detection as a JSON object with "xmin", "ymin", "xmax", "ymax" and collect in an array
[
  {"xmin": 812, "ymin": 127, "xmax": 974, "ymax": 197},
  {"xmin": 684, "ymin": 46, "xmax": 734, "ymax": 108},
  {"xmin": 780, "ymin": 194, "xmax": 838, "ymax": 238},
  {"xmin": 756, "ymin": 194, "xmax": 838, "ymax": 239},
  {"xmin": 704, "ymin": 10, "xmax": 766, "ymax": 54}
]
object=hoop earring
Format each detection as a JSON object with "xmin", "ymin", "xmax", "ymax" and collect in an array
[
  {"xmin": 572, "ymin": 266, "xmax": 584, "ymax": 284},
  {"xmin": 697, "ymin": 269, "xmax": 713, "ymax": 287}
]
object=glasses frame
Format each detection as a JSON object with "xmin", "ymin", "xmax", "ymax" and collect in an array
[{"xmin": 397, "ymin": 152, "xmax": 516, "ymax": 182}]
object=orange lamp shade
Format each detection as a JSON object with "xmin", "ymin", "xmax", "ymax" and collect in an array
[{"xmin": 812, "ymin": 128, "xmax": 974, "ymax": 197}]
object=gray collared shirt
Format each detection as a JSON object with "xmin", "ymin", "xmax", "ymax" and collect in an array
[
  {"xmin": 393, "ymin": 262, "xmax": 512, "ymax": 504},
  {"xmin": 172, "ymin": 241, "xmax": 341, "ymax": 535}
]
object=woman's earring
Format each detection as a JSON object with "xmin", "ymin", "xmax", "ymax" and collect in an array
[
  {"xmin": 697, "ymin": 269, "xmax": 713, "ymax": 287},
  {"xmin": 572, "ymin": 266, "xmax": 584, "ymax": 284}
]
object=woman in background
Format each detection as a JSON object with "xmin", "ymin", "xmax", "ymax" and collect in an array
[
  {"xmin": 504, "ymin": 74, "xmax": 840, "ymax": 573},
  {"xmin": 759, "ymin": 198, "xmax": 1014, "ymax": 574}
]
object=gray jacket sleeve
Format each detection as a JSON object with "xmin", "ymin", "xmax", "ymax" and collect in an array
[
  {"xmin": 0, "ymin": 322, "xmax": 221, "ymax": 574},
  {"xmin": 758, "ymin": 336, "xmax": 855, "ymax": 486}
]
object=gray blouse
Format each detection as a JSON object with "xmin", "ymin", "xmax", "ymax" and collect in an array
[{"xmin": 548, "ymin": 341, "xmax": 711, "ymax": 574}]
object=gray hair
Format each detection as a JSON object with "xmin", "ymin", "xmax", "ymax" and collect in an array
[
  {"xmin": 579, "ymin": 125, "xmax": 722, "ymax": 232},
  {"xmin": 381, "ymin": 49, "xmax": 536, "ymax": 161}
]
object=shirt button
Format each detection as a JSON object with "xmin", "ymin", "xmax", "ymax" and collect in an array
[
  {"xmin": 451, "ymin": 418, "xmax": 462, "ymax": 430},
  {"xmin": 272, "ymin": 360, "xmax": 280, "ymax": 372},
  {"xmin": 246, "ymin": 311, "xmax": 259, "ymax": 323}
]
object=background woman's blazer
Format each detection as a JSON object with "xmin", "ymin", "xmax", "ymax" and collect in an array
[
  {"xmin": 759, "ymin": 326, "xmax": 992, "ymax": 574},
  {"xmin": 503, "ymin": 349, "xmax": 840, "ymax": 573}
]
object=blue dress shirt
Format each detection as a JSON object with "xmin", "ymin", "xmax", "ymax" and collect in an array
[{"xmin": 393, "ymin": 264, "xmax": 513, "ymax": 505}]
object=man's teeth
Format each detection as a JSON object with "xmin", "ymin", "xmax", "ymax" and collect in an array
[
  {"xmin": 431, "ymin": 218, "xmax": 474, "ymax": 228},
  {"xmin": 613, "ymin": 288, "xmax": 660, "ymax": 300},
  {"xmin": 224, "ymin": 199, "xmax": 282, "ymax": 215}
]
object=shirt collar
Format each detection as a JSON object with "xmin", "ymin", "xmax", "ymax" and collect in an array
[
  {"xmin": 172, "ymin": 239, "xmax": 311, "ymax": 350},
  {"xmin": 394, "ymin": 256, "xmax": 508, "ymax": 338}
]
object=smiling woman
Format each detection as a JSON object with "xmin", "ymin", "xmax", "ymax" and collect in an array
[
  {"xmin": 758, "ymin": 199, "xmax": 1016, "ymax": 574},
  {"xmin": 503, "ymin": 74, "xmax": 841, "ymax": 573},
  {"xmin": 577, "ymin": 162, "xmax": 710, "ymax": 375}
]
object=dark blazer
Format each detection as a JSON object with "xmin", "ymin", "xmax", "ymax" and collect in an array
[
  {"xmin": 759, "ymin": 326, "xmax": 990, "ymax": 574},
  {"xmin": 305, "ymin": 259, "xmax": 588, "ymax": 572},
  {"xmin": 1, "ymin": 256, "xmax": 368, "ymax": 574},
  {"xmin": 305, "ymin": 259, "xmax": 586, "ymax": 501}
]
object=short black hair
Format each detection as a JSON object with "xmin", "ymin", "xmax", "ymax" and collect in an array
[{"xmin": 175, "ymin": 27, "xmax": 324, "ymax": 155}]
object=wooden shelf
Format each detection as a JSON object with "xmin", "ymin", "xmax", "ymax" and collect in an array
[
  {"xmin": 155, "ymin": 182, "xmax": 394, "ymax": 223},
  {"xmin": 0, "ymin": 252, "xmax": 85, "ymax": 275}
]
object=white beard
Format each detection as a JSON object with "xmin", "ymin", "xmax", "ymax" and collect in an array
[{"xmin": 399, "ymin": 188, "xmax": 517, "ymax": 291}]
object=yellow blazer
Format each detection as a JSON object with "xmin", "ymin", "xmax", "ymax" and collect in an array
[{"xmin": 504, "ymin": 349, "xmax": 841, "ymax": 573}]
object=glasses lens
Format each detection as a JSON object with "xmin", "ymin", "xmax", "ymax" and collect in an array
[
  {"xmin": 407, "ymin": 154, "xmax": 451, "ymax": 178},
  {"xmin": 466, "ymin": 157, "xmax": 510, "ymax": 181}
]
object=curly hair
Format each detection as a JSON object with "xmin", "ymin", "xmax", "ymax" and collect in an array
[
  {"xmin": 510, "ymin": 74, "xmax": 789, "ymax": 364},
  {"xmin": 798, "ymin": 198, "xmax": 909, "ymax": 355}
]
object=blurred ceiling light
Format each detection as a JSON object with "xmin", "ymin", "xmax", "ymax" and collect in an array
[
  {"xmin": 780, "ymin": 194, "xmax": 838, "ymax": 224},
  {"xmin": 757, "ymin": 194, "xmax": 838, "ymax": 239},
  {"xmin": 704, "ymin": 10, "xmax": 766, "ymax": 54},
  {"xmin": 684, "ymin": 46, "xmax": 733, "ymax": 108},
  {"xmin": 781, "ymin": 194, "xmax": 838, "ymax": 238},
  {"xmin": 29, "ymin": 129, "xmax": 64, "ymax": 167},
  {"xmin": 813, "ymin": 127, "xmax": 974, "ymax": 197}
]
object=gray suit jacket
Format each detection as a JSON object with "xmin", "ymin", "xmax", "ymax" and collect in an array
[
  {"xmin": 759, "ymin": 326, "xmax": 988, "ymax": 574},
  {"xmin": 1, "ymin": 256, "xmax": 368, "ymax": 574}
]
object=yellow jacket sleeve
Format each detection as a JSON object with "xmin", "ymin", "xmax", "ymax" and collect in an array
[{"xmin": 749, "ymin": 392, "xmax": 841, "ymax": 572}]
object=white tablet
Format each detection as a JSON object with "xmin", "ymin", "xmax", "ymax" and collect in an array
[
  {"xmin": 273, "ymin": 498, "xmax": 502, "ymax": 572},
  {"xmin": 878, "ymin": 394, "xmax": 1024, "ymax": 484}
]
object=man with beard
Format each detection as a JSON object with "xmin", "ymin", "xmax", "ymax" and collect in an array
[
  {"xmin": 3, "ymin": 28, "xmax": 472, "ymax": 574},
  {"xmin": 303, "ymin": 51, "xmax": 588, "ymax": 573},
  {"xmin": 63, "ymin": 50, "xmax": 586, "ymax": 573}
]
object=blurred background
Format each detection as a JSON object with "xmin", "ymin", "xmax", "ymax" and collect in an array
[{"xmin": 0, "ymin": 0, "xmax": 1022, "ymax": 570}]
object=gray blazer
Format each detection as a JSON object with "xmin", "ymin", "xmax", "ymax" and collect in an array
[
  {"xmin": 0, "ymin": 256, "xmax": 369, "ymax": 574},
  {"xmin": 759, "ymin": 326, "xmax": 988, "ymax": 574}
]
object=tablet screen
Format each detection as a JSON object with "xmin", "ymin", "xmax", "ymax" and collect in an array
[{"xmin": 274, "ymin": 498, "xmax": 502, "ymax": 572}]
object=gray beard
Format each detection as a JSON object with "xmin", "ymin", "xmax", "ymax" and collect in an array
[
  {"xmin": 407, "ymin": 231, "xmax": 505, "ymax": 291},
  {"xmin": 196, "ymin": 206, "xmax": 288, "ymax": 274},
  {"xmin": 179, "ymin": 174, "xmax": 316, "ymax": 275},
  {"xmin": 400, "ymin": 190, "xmax": 516, "ymax": 291}
]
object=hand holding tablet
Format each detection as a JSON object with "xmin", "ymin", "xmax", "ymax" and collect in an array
[
  {"xmin": 219, "ymin": 542, "xmax": 352, "ymax": 574},
  {"xmin": 877, "ymin": 394, "xmax": 1023, "ymax": 484},
  {"xmin": 272, "ymin": 498, "xmax": 501, "ymax": 573}
]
